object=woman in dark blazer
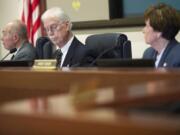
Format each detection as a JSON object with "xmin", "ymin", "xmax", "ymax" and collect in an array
[{"xmin": 142, "ymin": 3, "xmax": 180, "ymax": 68}]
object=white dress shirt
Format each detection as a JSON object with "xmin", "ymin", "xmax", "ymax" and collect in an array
[
  {"xmin": 57, "ymin": 36, "xmax": 74, "ymax": 67},
  {"xmin": 155, "ymin": 47, "xmax": 166, "ymax": 68}
]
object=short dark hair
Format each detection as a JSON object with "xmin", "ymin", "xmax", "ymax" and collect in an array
[{"xmin": 144, "ymin": 3, "xmax": 180, "ymax": 40}]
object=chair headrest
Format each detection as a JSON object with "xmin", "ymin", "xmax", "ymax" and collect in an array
[
  {"xmin": 85, "ymin": 33, "xmax": 128, "ymax": 58},
  {"xmin": 85, "ymin": 33, "xmax": 127, "ymax": 48},
  {"xmin": 36, "ymin": 36, "xmax": 51, "ymax": 47}
]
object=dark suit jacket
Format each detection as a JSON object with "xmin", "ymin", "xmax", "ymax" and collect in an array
[
  {"xmin": 143, "ymin": 39, "xmax": 180, "ymax": 67},
  {"xmin": 12, "ymin": 42, "xmax": 36, "ymax": 61},
  {"xmin": 36, "ymin": 37, "xmax": 91, "ymax": 67},
  {"xmin": 62, "ymin": 37, "xmax": 89, "ymax": 67}
]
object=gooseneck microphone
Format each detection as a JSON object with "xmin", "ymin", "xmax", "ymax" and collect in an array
[
  {"xmin": 1, "ymin": 48, "xmax": 17, "ymax": 61},
  {"xmin": 89, "ymin": 45, "xmax": 122, "ymax": 66},
  {"xmin": 72, "ymin": 45, "xmax": 122, "ymax": 67}
]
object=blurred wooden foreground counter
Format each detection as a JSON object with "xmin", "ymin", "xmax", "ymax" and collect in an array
[
  {"xmin": 0, "ymin": 67, "xmax": 180, "ymax": 135},
  {"xmin": 0, "ymin": 67, "xmax": 180, "ymax": 102}
]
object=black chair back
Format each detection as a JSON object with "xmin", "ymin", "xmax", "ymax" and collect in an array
[
  {"xmin": 85, "ymin": 33, "xmax": 132, "ymax": 66},
  {"xmin": 35, "ymin": 37, "xmax": 53, "ymax": 59}
]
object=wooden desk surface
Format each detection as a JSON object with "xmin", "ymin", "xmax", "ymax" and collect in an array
[
  {"xmin": 0, "ymin": 67, "xmax": 180, "ymax": 103},
  {"xmin": 0, "ymin": 68, "xmax": 180, "ymax": 135},
  {"xmin": 0, "ymin": 90, "xmax": 180, "ymax": 135},
  {"xmin": 71, "ymin": 79, "xmax": 180, "ymax": 109}
]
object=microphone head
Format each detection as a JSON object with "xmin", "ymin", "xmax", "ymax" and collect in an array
[{"xmin": 10, "ymin": 48, "xmax": 17, "ymax": 53}]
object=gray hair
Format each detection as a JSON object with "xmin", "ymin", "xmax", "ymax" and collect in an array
[
  {"xmin": 41, "ymin": 7, "xmax": 72, "ymax": 30},
  {"xmin": 10, "ymin": 20, "xmax": 28, "ymax": 40}
]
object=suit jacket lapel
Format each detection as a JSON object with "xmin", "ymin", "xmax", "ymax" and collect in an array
[
  {"xmin": 13, "ymin": 42, "xmax": 25, "ymax": 60},
  {"xmin": 62, "ymin": 38, "xmax": 77, "ymax": 66},
  {"xmin": 158, "ymin": 40, "xmax": 177, "ymax": 67}
]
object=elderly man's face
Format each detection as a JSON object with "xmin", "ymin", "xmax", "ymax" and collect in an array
[
  {"xmin": 1, "ymin": 23, "xmax": 17, "ymax": 50},
  {"xmin": 43, "ymin": 17, "xmax": 69, "ymax": 48}
]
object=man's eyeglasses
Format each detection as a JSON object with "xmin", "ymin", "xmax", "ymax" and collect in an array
[{"xmin": 44, "ymin": 23, "xmax": 64, "ymax": 34}]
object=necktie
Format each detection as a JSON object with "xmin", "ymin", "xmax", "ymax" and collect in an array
[{"xmin": 55, "ymin": 49, "xmax": 63, "ymax": 67}]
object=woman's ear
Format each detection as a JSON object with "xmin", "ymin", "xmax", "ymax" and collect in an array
[{"xmin": 157, "ymin": 32, "xmax": 162, "ymax": 39}]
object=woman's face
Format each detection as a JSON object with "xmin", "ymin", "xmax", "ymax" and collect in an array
[{"xmin": 143, "ymin": 19, "xmax": 161, "ymax": 46}]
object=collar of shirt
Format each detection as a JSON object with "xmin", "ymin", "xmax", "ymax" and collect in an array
[
  {"xmin": 11, "ymin": 47, "xmax": 20, "ymax": 58},
  {"xmin": 57, "ymin": 36, "xmax": 74, "ymax": 67},
  {"xmin": 12, "ymin": 41, "xmax": 27, "ymax": 58},
  {"xmin": 155, "ymin": 46, "xmax": 166, "ymax": 68}
]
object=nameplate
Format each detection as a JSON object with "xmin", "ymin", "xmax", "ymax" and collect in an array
[{"xmin": 33, "ymin": 59, "xmax": 57, "ymax": 70}]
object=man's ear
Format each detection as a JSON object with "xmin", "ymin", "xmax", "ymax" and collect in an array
[
  {"xmin": 64, "ymin": 21, "xmax": 70, "ymax": 32},
  {"xmin": 13, "ymin": 33, "xmax": 19, "ymax": 42}
]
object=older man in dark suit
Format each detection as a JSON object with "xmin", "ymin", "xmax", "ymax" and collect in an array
[
  {"xmin": 40, "ymin": 7, "xmax": 89, "ymax": 67},
  {"xmin": 1, "ymin": 20, "xmax": 36, "ymax": 61}
]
